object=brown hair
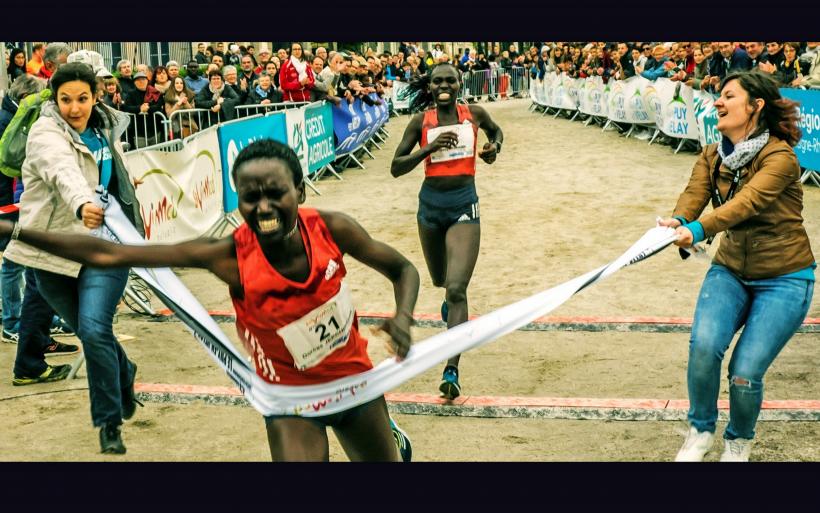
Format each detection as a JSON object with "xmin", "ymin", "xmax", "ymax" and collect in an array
[{"xmin": 721, "ymin": 71, "xmax": 802, "ymax": 146}]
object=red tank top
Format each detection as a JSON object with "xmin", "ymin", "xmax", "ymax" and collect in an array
[
  {"xmin": 420, "ymin": 104, "xmax": 478, "ymax": 177},
  {"xmin": 231, "ymin": 208, "xmax": 373, "ymax": 385}
]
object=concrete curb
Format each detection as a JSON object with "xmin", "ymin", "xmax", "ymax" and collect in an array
[{"xmin": 133, "ymin": 384, "xmax": 820, "ymax": 422}]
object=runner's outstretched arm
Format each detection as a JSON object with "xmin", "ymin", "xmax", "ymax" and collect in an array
[{"xmin": 0, "ymin": 220, "xmax": 239, "ymax": 286}]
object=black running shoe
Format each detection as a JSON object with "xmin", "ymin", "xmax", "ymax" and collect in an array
[{"xmin": 44, "ymin": 339, "xmax": 80, "ymax": 355}]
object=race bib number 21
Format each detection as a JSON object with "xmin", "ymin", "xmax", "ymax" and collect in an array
[{"xmin": 277, "ymin": 282, "xmax": 355, "ymax": 370}]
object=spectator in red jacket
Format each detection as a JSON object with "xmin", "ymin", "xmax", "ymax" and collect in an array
[{"xmin": 279, "ymin": 42, "xmax": 314, "ymax": 102}]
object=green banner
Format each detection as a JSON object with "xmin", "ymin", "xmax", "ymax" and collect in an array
[{"xmin": 305, "ymin": 102, "xmax": 336, "ymax": 173}]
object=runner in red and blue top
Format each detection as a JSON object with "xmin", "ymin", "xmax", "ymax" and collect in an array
[
  {"xmin": 391, "ymin": 62, "xmax": 503, "ymax": 400},
  {"xmin": 2, "ymin": 139, "xmax": 420, "ymax": 462}
]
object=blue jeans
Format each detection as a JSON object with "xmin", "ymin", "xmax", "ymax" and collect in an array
[
  {"xmin": 13, "ymin": 268, "xmax": 57, "ymax": 377},
  {"xmin": 35, "ymin": 266, "xmax": 134, "ymax": 427},
  {"xmin": 1, "ymin": 257, "xmax": 25, "ymax": 333},
  {"xmin": 687, "ymin": 264, "xmax": 814, "ymax": 440}
]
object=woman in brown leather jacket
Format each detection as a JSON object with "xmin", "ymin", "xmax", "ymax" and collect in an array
[{"xmin": 659, "ymin": 71, "xmax": 814, "ymax": 462}]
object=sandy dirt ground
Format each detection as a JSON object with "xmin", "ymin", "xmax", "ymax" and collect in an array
[{"xmin": 1, "ymin": 98, "xmax": 818, "ymax": 461}]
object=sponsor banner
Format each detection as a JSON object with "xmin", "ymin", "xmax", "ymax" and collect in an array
[
  {"xmin": 694, "ymin": 90, "xmax": 720, "ymax": 147},
  {"xmin": 580, "ymin": 76, "xmax": 607, "ymax": 117},
  {"xmin": 124, "ymin": 127, "xmax": 223, "ymax": 243},
  {"xmin": 285, "ymin": 107, "xmax": 310, "ymax": 180},
  {"xmin": 658, "ymin": 79, "xmax": 699, "ymax": 140},
  {"xmin": 332, "ymin": 96, "xmax": 384, "ymax": 155},
  {"xmin": 567, "ymin": 77, "xmax": 583, "ymax": 109},
  {"xmin": 546, "ymin": 73, "xmax": 577, "ymax": 110},
  {"xmin": 304, "ymin": 102, "xmax": 336, "ymax": 173},
  {"xmin": 391, "ymin": 81, "xmax": 411, "ymax": 110},
  {"xmin": 607, "ymin": 76, "xmax": 653, "ymax": 125},
  {"xmin": 642, "ymin": 80, "xmax": 667, "ymax": 128},
  {"xmin": 217, "ymin": 113, "xmax": 287, "ymax": 212},
  {"xmin": 576, "ymin": 78, "xmax": 589, "ymax": 113},
  {"xmin": 780, "ymin": 87, "xmax": 820, "ymax": 171}
]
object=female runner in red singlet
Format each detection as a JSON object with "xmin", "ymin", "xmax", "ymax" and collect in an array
[
  {"xmin": 391, "ymin": 63, "xmax": 503, "ymax": 400},
  {"xmin": 0, "ymin": 139, "xmax": 420, "ymax": 462}
]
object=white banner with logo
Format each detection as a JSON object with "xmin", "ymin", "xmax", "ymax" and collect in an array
[
  {"xmin": 547, "ymin": 73, "xmax": 578, "ymax": 110},
  {"xmin": 534, "ymin": 76, "xmax": 707, "ymax": 141},
  {"xmin": 124, "ymin": 127, "xmax": 223, "ymax": 242},
  {"xmin": 659, "ymin": 80, "xmax": 699, "ymax": 140},
  {"xmin": 285, "ymin": 108, "xmax": 310, "ymax": 181},
  {"xmin": 391, "ymin": 81, "xmax": 411, "ymax": 110},
  {"xmin": 579, "ymin": 75, "xmax": 608, "ymax": 117},
  {"xmin": 607, "ymin": 75, "xmax": 653, "ymax": 125}
]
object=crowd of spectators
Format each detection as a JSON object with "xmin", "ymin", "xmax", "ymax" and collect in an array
[
  {"xmin": 528, "ymin": 42, "xmax": 820, "ymax": 90},
  {"xmin": 5, "ymin": 41, "xmax": 819, "ymax": 145}
]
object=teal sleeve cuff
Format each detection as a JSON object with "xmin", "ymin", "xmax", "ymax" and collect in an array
[
  {"xmin": 683, "ymin": 221, "xmax": 706, "ymax": 244},
  {"xmin": 673, "ymin": 216, "xmax": 688, "ymax": 227}
]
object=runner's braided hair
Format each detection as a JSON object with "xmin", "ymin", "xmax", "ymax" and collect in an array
[{"xmin": 400, "ymin": 62, "xmax": 461, "ymax": 113}]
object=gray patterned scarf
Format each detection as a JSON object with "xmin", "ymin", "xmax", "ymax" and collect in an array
[{"xmin": 717, "ymin": 130, "xmax": 769, "ymax": 171}]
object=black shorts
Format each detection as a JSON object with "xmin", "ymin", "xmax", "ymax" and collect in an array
[
  {"xmin": 264, "ymin": 396, "xmax": 382, "ymax": 429},
  {"xmin": 417, "ymin": 182, "xmax": 480, "ymax": 231}
]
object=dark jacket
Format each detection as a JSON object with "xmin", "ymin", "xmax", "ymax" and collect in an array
[
  {"xmin": 226, "ymin": 82, "xmax": 249, "ymax": 105},
  {"xmin": 120, "ymin": 85, "xmax": 165, "ymax": 138},
  {"xmin": 619, "ymin": 52, "xmax": 635, "ymax": 79},
  {"xmin": 195, "ymin": 84, "xmax": 240, "ymax": 126},
  {"xmin": 748, "ymin": 50, "xmax": 770, "ymax": 69},
  {"xmin": 673, "ymin": 137, "xmax": 814, "ymax": 280},
  {"xmin": 248, "ymin": 85, "xmax": 282, "ymax": 105},
  {"xmin": 0, "ymin": 95, "xmax": 18, "ymax": 208},
  {"xmin": 775, "ymin": 59, "xmax": 801, "ymax": 86},
  {"xmin": 710, "ymin": 49, "xmax": 753, "ymax": 81},
  {"xmin": 194, "ymin": 51, "xmax": 209, "ymax": 64},
  {"xmin": 118, "ymin": 76, "xmax": 137, "ymax": 102}
]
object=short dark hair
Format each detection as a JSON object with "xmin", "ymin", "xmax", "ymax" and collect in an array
[
  {"xmin": 51, "ymin": 62, "xmax": 115, "ymax": 129},
  {"xmin": 231, "ymin": 139, "xmax": 303, "ymax": 187},
  {"xmin": 207, "ymin": 69, "xmax": 223, "ymax": 79}
]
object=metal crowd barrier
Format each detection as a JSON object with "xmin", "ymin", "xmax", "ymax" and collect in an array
[
  {"xmin": 235, "ymin": 101, "xmax": 310, "ymax": 119},
  {"xmin": 121, "ymin": 111, "xmax": 169, "ymax": 151},
  {"xmin": 125, "ymin": 138, "xmax": 184, "ymax": 155},
  {"xmin": 458, "ymin": 66, "xmax": 530, "ymax": 103},
  {"xmin": 167, "ymin": 108, "xmax": 211, "ymax": 140}
]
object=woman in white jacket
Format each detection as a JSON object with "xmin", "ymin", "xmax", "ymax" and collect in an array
[{"xmin": 4, "ymin": 62, "xmax": 145, "ymax": 455}]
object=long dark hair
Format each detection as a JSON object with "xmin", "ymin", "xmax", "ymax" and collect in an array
[
  {"xmin": 50, "ymin": 62, "xmax": 116, "ymax": 130},
  {"xmin": 7, "ymin": 47, "xmax": 26, "ymax": 77},
  {"xmin": 720, "ymin": 71, "xmax": 801, "ymax": 146},
  {"xmin": 401, "ymin": 62, "xmax": 460, "ymax": 113}
]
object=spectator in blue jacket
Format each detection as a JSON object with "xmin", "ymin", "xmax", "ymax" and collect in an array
[{"xmin": 641, "ymin": 45, "xmax": 670, "ymax": 80}]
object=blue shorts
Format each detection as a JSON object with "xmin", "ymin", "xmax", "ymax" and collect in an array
[{"xmin": 417, "ymin": 182, "xmax": 480, "ymax": 231}]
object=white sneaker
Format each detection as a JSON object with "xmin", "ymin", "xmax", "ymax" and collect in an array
[
  {"xmin": 720, "ymin": 438, "xmax": 753, "ymax": 462},
  {"xmin": 675, "ymin": 427, "xmax": 715, "ymax": 462}
]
